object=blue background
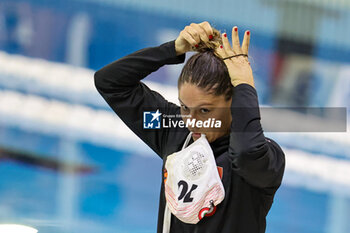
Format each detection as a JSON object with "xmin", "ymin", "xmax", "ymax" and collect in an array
[{"xmin": 0, "ymin": 0, "xmax": 349, "ymax": 233}]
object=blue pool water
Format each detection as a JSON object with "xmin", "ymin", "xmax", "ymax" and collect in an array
[{"xmin": 1, "ymin": 125, "xmax": 350, "ymax": 233}]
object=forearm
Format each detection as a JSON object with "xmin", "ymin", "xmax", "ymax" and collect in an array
[
  {"xmin": 229, "ymin": 84, "xmax": 285, "ymax": 189},
  {"xmin": 93, "ymin": 41, "xmax": 185, "ymax": 157},
  {"xmin": 94, "ymin": 40, "xmax": 185, "ymax": 94},
  {"xmin": 229, "ymin": 84, "xmax": 265, "ymax": 154}
]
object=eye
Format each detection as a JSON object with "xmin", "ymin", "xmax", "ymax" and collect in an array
[
  {"xmin": 181, "ymin": 104, "xmax": 189, "ymax": 111},
  {"xmin": 200, "ymin": 108, "xmax": 210, "ymax": 114}
]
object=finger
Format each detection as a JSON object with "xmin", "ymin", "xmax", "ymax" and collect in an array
[
  {"xmin": 181, "ymin": 30, "xmax": 199, "ymax": 48},
  {"xmin": 242, "ymin": 30, "xmax": 250, "ymax": 55},
  {"xmin": 190, "ymin": 23, "xmax": 209, "ymax": 43},
  {"xmin": 199, "ymin": 21, "xmax": 214, "ymax": 39},
  {"xmin": 185, "ymin": 25, "xmax": 201, "ymax": 45},
  {"xmin": 215, "ymin": 44, "xmax": 228, "ymax": 60},
  {"xmin": 231, "ymin": 26, "xmax": 243, "ymax": 54},
  {"xmin": 222, "ymin": 32, "xmax": 234, "ymax": 56}
]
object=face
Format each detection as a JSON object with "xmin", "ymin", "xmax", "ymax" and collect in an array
[{"xmin": 178, "ymin": 82, "xmax": 232, "ymax": 143}]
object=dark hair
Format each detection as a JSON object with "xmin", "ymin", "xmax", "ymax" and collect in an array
[{"xmin": 177, "ymin": 28, "xmax": 233, "ymax": 101}]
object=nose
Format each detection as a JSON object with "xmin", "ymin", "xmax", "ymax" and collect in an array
[
  {"xmin": 189, "ymin": 110, "xmax": 197, "ymax": 120},
  {"xmin": 186, "ymin": 111, "xmax": 200, "ymax": 132}
]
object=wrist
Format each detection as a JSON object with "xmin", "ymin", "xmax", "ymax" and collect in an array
[
  {"xmin": 231, "ymin": 80, "xmax": 255, "ymax": 88},
  {"xmin": 175, "ymin": 39, "xmax": 185, "ymax": 56}
]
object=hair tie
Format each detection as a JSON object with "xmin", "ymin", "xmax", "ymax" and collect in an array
[{"xmin": 223, "ymin": 54, "xmax": 248, "ymax": 60}]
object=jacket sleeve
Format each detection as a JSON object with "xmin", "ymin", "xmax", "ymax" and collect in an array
[
  {"xmin": 229, "ymin": 84, "xmax": 285, "ymax": 189},
  {"xmin": 94, "ymin": 40, "xmax": 185, "ymax": 158}
]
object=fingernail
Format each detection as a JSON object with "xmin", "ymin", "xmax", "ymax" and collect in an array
[
  {"xmin": 224, "ymin": 33, "xmax": 227, "ymax": 38},
  {"xmin": 209, "ymin": 35, "xmax": 213, "ymax": 40},
  {"xmin": 195, "ymin": 44, "xmax": 199, "ymax": 48},
  {"xmin": 247, "ymin": 31, "xmax": 250, "ymax": 35},
  {"xmin": 220, "ymin": 45, "xmax": 223, "ymax": 48},
  {"xmin": 234, "ymin": 27, "xmax": 238, "ymax": 32}
]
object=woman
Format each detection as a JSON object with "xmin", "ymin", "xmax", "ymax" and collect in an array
[{"xmin": 94, "ymin": 21, "xmax": 285, "ymax": 233}]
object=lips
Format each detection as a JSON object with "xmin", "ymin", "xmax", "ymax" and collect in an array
[{"xmin": 192, "ymin": 132, "xmax": 201, "ymax": 138}]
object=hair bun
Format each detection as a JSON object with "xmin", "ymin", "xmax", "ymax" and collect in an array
[{"xmin": 194, "ymin": 28, "xmax": 222, "ymax": 53}]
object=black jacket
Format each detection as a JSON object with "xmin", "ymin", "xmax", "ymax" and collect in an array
[{"xmin": 94, "ymin": 40, "xmax": 285, "ymax": 233}]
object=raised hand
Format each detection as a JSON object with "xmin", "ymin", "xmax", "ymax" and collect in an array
[
  {"xmin": 215, "ymin": 26, "xmax": 255, "ymax": 88},
  {"xmin": 175, "ymin": 22, "xmax": 214, "ymax": 55}
]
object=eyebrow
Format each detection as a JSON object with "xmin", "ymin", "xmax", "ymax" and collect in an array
[{"xmin": 178, "ymin": 98, "xmax": 214, "ymax": 108}]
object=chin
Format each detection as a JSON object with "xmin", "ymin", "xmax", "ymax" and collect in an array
[
  {"xmin": 206, "ymin": 132, "xmax": 227, "ymax": 143},
  {"xmin": 206, "ymin": 136, "xmax": 216, "ymax": 143},
  {"xmin": 191, "ymin": 132, "xmax": 221, "ymax": 143},
  {"xmin": 199, "ymin": 134, "xmax": 216, "ymax": 143}
]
